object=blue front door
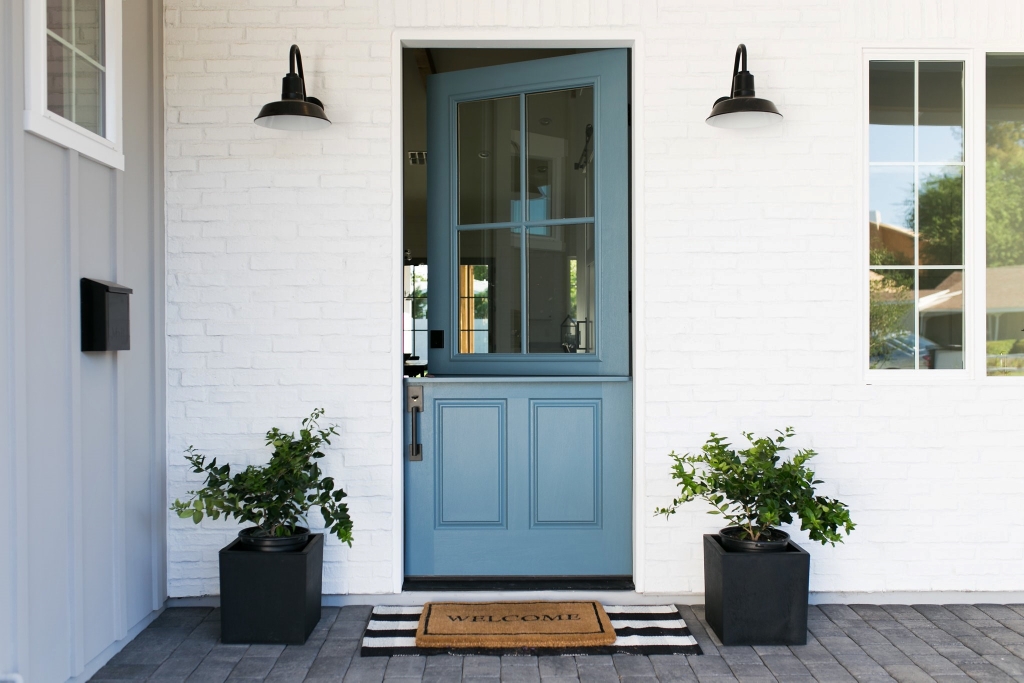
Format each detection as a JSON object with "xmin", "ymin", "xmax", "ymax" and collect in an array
[{"xmin": 406, "ymin": 50, "xmax": 631, "ymax": 577}]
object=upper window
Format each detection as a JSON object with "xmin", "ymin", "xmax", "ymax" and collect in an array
[
  {"xmin": 46, "ymin": 0, "xmax": 105, "ymax": 136},
  {"xmin": 868, "ymin": 60, "xmax": 965, "ymax": 370},
  {"xmin": 986, "ymin": 56, "xmax": 1024, "ymax": 377},
  {"xmin": 24, "ymin": 0, "xmax": 122, "ymax": 168}
]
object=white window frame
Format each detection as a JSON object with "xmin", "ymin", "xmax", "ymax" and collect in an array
[
  {"xmin": 23, "ymin": 0, "xmax": 124, "ymax": 170},
  {"xmin": 862, "ymin": 48, "xmax": 981, "ymax": 384}
]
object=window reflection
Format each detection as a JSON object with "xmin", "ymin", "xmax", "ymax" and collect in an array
[
  {"xmin": 868, "ymin": 60, "xmax": 965, "ymax": 369},
  {"xmin": 869, "ymin": 62, "xmax": 914, "ymax": 163},
  {"xmin": 869, "ymin": 166, "xmax": 914, "ymax": 266},
  {"xmin": 919, "ymin": 62, "xmax": 964, "ymax": 163},
  {"xmin": 986, "ymin": 55, "xmax": 1024, "ymax": 375}
]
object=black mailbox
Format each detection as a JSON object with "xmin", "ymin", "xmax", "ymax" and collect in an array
[{"xmin": 81, "ymin": 278, "xmax": 132, "ymax": 352}]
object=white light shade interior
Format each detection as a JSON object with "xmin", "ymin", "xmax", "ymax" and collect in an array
[
  {"xmin": 255, "ymin": 114, "xmax": 331, "ymax": 131},
  {"xmin": 706, "ymin": 110, "xmax": 783, "ymax": 129}
]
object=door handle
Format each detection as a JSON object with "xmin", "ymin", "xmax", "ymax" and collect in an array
[{"xmin": 407, "ymin": 384, "xmax": 423, "ymax": 461}]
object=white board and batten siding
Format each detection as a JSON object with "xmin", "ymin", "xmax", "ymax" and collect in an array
[{"xmin": 1, "ymin": 0, "xmax": 165, "ymax": 681}]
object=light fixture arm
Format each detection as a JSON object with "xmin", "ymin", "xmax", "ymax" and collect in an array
[
  {"xmin": 289, "ymin": 44, "xmax": 307, "ymax": 100},
  {"xmin": 733, "ymin": 43, "xmax": 747, "ymax": 79},
  {"xmin": 729, "ymin": 44, "xmax": 756, "ymax": 98}
]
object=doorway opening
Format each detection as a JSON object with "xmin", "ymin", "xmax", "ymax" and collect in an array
[
  {"xmin": 400, "ymin": 47, "xmax": 634, "ymax": 589},
  {"xmin": 402, "ymin": 48, "xmax": 628, "ymax": 377}
]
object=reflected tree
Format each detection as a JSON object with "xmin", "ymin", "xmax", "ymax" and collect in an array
[{"xmin": 986, "ymin": 121, "xmax": 1024, "ymax": 268}]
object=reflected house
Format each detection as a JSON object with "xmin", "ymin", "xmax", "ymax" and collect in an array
[
  {"xmin": 918, "ymin": 270, "xmax": 963, "ymax": 369},
  {"xmin": 869, "ymin": 212, "xmax": 914, "ymax": 262},
  {"xmin": 987, "ymin": 265, "xmax": 1024, "ymax": 342}
]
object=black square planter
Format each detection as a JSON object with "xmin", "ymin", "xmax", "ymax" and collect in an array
[
  {"xmin": 703, "ymin": 534, "xmax": 809, "ymax": 645},
  {"xmin": 219, "ymin": 533, "xmax": 323, "ymax": 644}
]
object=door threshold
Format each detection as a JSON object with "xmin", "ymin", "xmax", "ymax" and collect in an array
[{"xmin": 403, "ymin": 576, "xmax": 635, "ymax": 592}]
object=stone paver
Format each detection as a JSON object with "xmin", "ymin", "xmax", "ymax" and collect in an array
[{"xmin": 88, "ymin": 604, "xmax": 1024, "ymax": 682}]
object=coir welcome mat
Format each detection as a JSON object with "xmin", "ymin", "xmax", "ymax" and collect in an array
[
  {"xmin": 361, "ymin": 604, "xmax": 703, "ymax": 656},
  {"xmin": 416, "ymin": 601, "xmax": 616, "ymax": 649}
]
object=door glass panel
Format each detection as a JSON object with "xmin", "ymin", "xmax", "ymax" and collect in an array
[
  {"xmin": 869, "ymin": 269, "xmax": 915, "ymax": 369},
  {"xmin": 918, "ymin": 165, "xmax": 963, "ymax": 265},
  {"xmin": 526, "ymin": 88, "xmax": 595, "ymax": 220},
  {"xmin": 919, "ymin": 62, "xmax": 964, "ymax": 163},
  {"xmin": 869, "ymin": 61, "xmax": 914, "ymax": 163},
  {"xmin": 458, "ymin": 96, "xmax": 520, "ymax": 225},
  {"xmin": 527, "ymin": 224, "xmax": 595, "ymax": 353},
  {"xmin": 458, "ymin": 228, "xmax": 522, "ymax": 354},
  {"xmin": 869, "ymin": 166, "xmax": 914, "ymax": 265}
]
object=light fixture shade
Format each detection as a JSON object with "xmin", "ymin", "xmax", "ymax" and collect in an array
[
  {"xmin": 255, "ymin": 99, "xmax": 330, "ymax": 131},
  {"xmin": 706, "ymin": 97, "xmax": 782, "ymax": 129},
  {"xmin": 254, "ymin": 45, "xmax": 331, "ymax": 131},
  {"xmin": 707, "ymin": 44, "xmax": 782, "ymax": 129}
]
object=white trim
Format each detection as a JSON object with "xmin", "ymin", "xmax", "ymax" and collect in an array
[
  {"xmin": 390, "ymin": 29, "xmax": 644, "ymax": 594},
  {"xmin": 861, "ymin": 48, "xmax": 976, "ymax": 385},
  {"xmin": 22, "ymin": 0, "xmax": 123, "ymax": 170},
  {"xmin": 168, "ymin": 588, "xmax": 1024, "ymax": 608},
  {"xmin": 390, "ymin": 31, "xmax": 404, "ymax": 595}
]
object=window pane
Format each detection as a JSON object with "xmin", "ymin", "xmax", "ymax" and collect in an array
[
  {"xmin": 985, "ymin": 55, "xmax": 1024, "ymax": 376},
  {"xmin": 527, "ymin": 224, "xmax": 595, "ymax": 354},
  {"xmin": 46, "ymin": 0, "xmax": 71, "ymax": 39},
  {"xmin": 919, "ymin": 269, "xmax": 964, "ymax": 369},
  {"xmin": 869, "ymin": 61, "xmax": 914, "ymax": 162},
  {"xmin": 869, "ymin": 166, "xmax": 914, "ymax": 265},
  {"xmin": 526, "ymin": 88, "xmax": 594, "ymax": 221},
  {"xmin": 76, "ymin": 0, "xmax": 104, "ymax": 64},
  {"xmin": 403, "ymin": 264, "xmax": 428, "ymax": 365},
  {"xmin": 458, "ymin": 229, "xmax": 521, "ymax": 354},
  {"xmin": 917, "ymin": 166, "xmax": 962, "ymax": 265},
  {"xmin": 46, "ymin": 37, "xmax": 73, "ymax": 122},
  {"xmin": 75, "ymin": 56, "xmax": 104, "ymax": 136},
  {"xmin": 869, "ymin": 269, "xmax": 915, "ymax": 369},
  {"xmin": 458, "ymin": 97, "xmax": 520, "ymax": 225},
  {"xmin": 919, "ymin": 62, "xmax": 964, "ymax": 163}
]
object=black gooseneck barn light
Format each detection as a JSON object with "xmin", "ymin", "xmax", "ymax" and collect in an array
[
  {"xmin": 706, "ymin": 44, "xmax": 783, "ymax": 129},
  {"xmin": 255, "ymin": 44, "xmax": 331, "ymax": 131}
]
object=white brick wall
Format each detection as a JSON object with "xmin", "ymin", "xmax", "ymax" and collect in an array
[{"xmin": 165, "ymin": 0, "xmax": 1024, "ymax": 597}]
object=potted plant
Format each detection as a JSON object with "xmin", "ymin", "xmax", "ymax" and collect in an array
[
  {"xmin": 656, "ymin": 427, "xmax": 854, "ymax": 645},
  {"xmin": 171, "ymin": 408, "xmax": 353, "ymax": 645}
]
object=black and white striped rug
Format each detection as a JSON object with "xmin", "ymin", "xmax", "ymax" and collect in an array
[{"xmin": 360, "ymin": 605, "xmax": 702, "ymax": 656}]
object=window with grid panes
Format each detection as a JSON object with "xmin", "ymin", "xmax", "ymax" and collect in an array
[
  {"xmin": 46, "ymin": 0, "xmax": 105, "ymax": 136},
  {"xmin": 868, "ymin": 60, "xmax": 965, "ymax": 370}
]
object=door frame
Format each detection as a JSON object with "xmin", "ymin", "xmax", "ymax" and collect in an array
[{"xmin": 391, "ymin": 30, "xmax": 648, "ymax": 594}]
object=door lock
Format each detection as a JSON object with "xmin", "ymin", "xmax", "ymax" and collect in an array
[{"xmin": 407, "ymin": 384, "xmax": 423, "ymax": 461}]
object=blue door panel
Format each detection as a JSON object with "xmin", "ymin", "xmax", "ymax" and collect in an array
[
  {"xmin": 407, "ymin": 49, "xmax": 632, "ymax": 579},
  {"xmin": 437, "ymin": 401, "xmax": 506, "ymax": 525},
  {"xmin": 405, "ymin": 379, "xmax": 632, "ymax": 577},
  {"xmin": 532, "ymin": 401, "xmax": 599, "ymax": 525}
]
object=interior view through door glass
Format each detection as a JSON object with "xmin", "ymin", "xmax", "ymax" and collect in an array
[{"xmin": 454, "ymin": 86, "xmax": 597, "ymax": 355}]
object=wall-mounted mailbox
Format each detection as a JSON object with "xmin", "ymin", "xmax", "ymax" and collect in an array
[{"xmin": 81, "ymin": 278, "xmax": 132, "ymax": 352}]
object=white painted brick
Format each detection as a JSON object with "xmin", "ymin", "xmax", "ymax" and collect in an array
[{"xmin": 166, "ymin": 0, "xmax": 1024, "ymax": 598}]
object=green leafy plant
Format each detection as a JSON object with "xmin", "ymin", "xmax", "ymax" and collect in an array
[
  {"xmin": 655, "ymin": 428, "xmax": 854, "ymax": 546},
  {"xmin": 171, "ymin": 408, "xmax": 353, "ymax": 545}
]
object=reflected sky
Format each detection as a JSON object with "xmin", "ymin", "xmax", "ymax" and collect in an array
[{"xmin": 869, "ymin": 166, "xmax": 914, "ymax": 230}]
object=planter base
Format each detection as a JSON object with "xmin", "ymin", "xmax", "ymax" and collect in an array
[
  {"xmin": 703, "ymin": 534, "xmax": 809, "ymax": 645},
  {"xmin": 219, "ymin": 533, "xmax": 323, "ymax": 644}
]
